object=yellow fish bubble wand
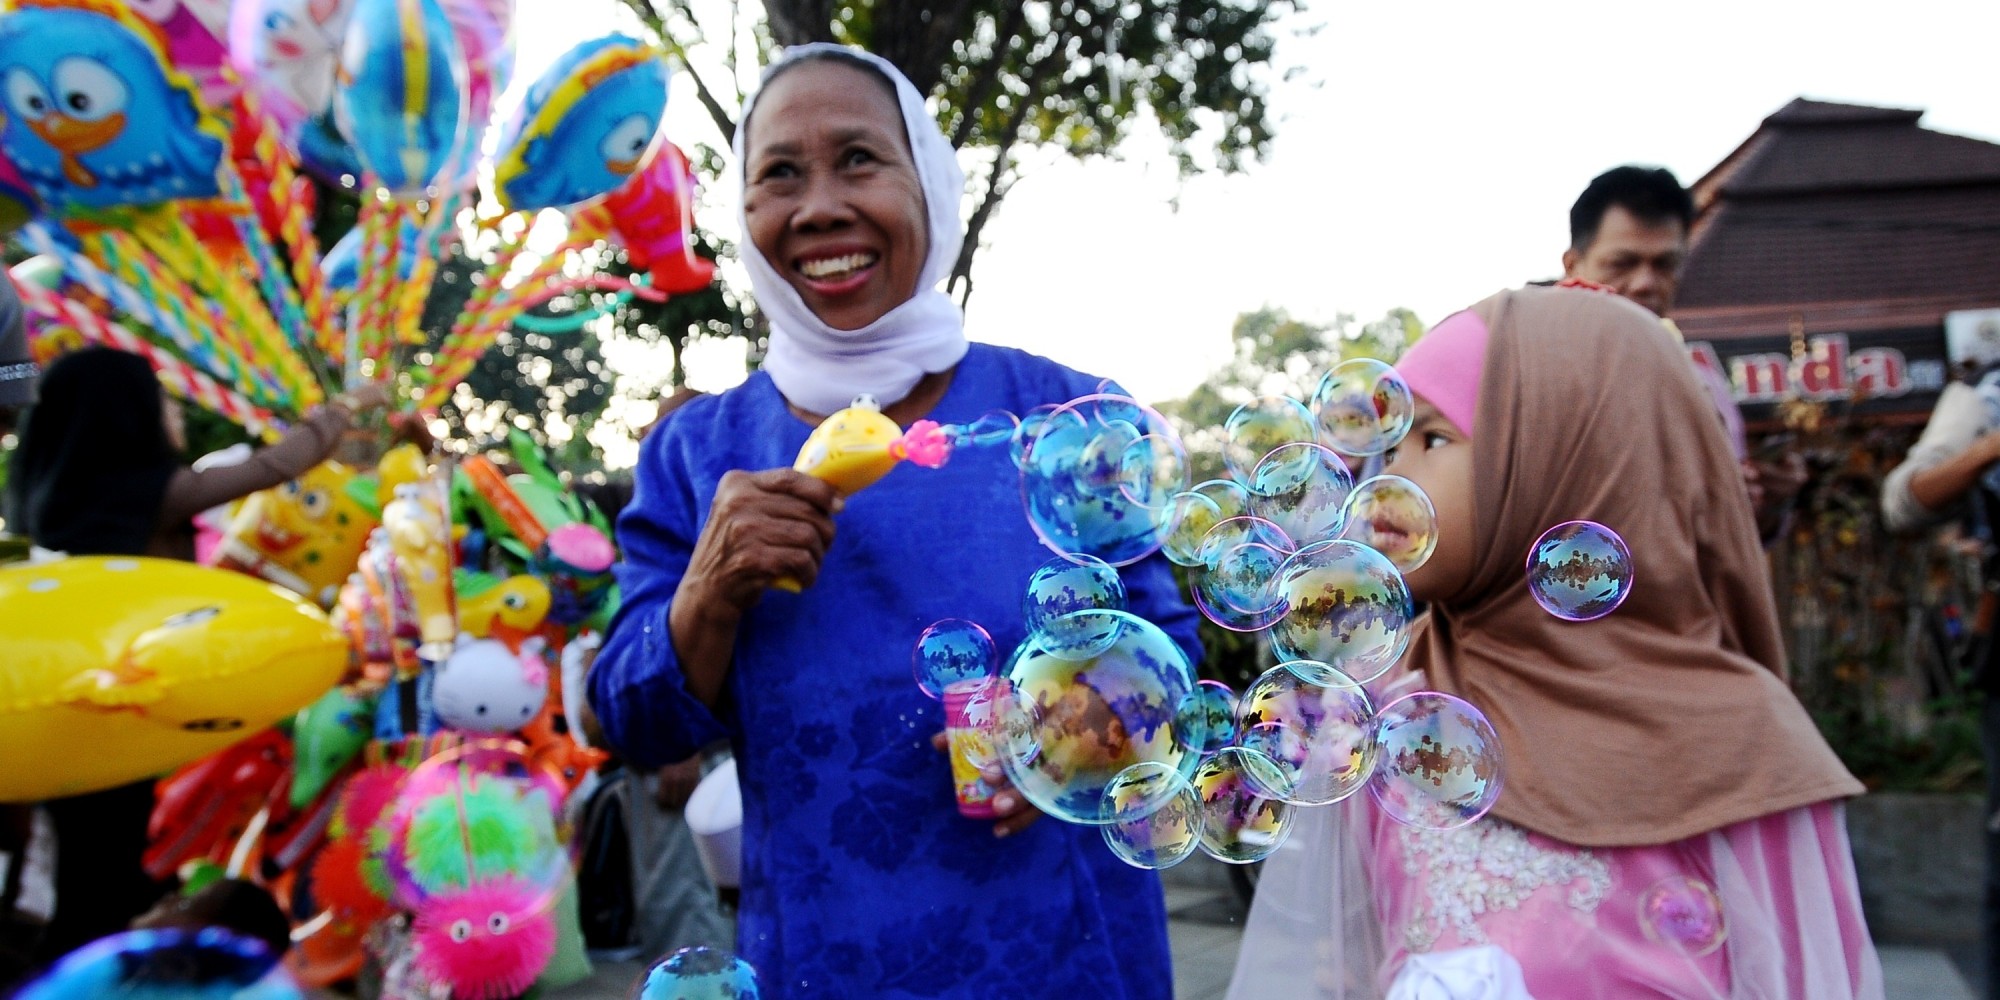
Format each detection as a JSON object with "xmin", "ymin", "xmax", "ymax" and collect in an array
[{"xmin": 772, "ymin": 397, "xmax": 1019, "ymax": 592}]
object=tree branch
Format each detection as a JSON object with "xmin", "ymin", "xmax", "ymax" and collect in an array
[
  {"xmin": 946, "ymin": 3, "xmax": 1026, "ymax": 149},
  {"xmin": 620, "ymin": 0, "xmax": 740, "ymax": 143},
  {"xmin": 947, "ymin": 47, "xmax": 1051, "ymax": 301}
]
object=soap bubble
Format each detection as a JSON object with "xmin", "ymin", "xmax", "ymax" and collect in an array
[
  {"xmin": 1312, "ymin": 358, "xmax": 1415, "ymax": 457},
  {"xmin": 1021, "ymin": 394, "xmax": 1186, "ymax": 566},
  {"xmin": 1173, "ymin": 679, "xmax": 1238, "ymax": 757},
  {"xmin": 1268, "ymin": 540, "xmax": 1415, "ymax": 683},
  {"xmin": 1638, "ymin": 876, "xmax": 1728, "ymax": 958},
  {"xmin": 1223, "ymin": 397, "xmax": 1319, "ymax": 489},
  {"xmin": 955, "ymin": 410, "xmax": 1020, "ymax": 448},
  {"xmin": 1338, "ymin": 475, "xmax": 1439, "ymax": 573},
  {"xmin": 1235, "ymin": 662, "xmax": 1378, "ymax": 805},
  {"xmin": 1157, "ymin": 490, "xmax": 1225, "ymax": 568},
  {"xmin": 1192, "ymin": 747, "xmax": 1295, "ymax": 864},
  {"xmin": 999, "ymin": 610, "xmax": 1196, "ymax": 825},
  {"xmin": 1369, "ymin": 692, "xmax": 1504, "ymax": 831},
  {"xmin": 1190, "ymin": 516, "xmax": 1292, "ymax": 632},
  {"xmin": 1119, "ymin": 434, "xmax": 1192, "ymax": 509},
  {"xmin": 1527, "ymin": 521, "xmax": 1634, "ymax": 621},
  {"xmin": 637, "ymin": 945, "xmax": 762, "ymax": 999},
  {"xmin": 1010, "ymin": 404, "xmax": 1062, "ymax": 469},
  {"xmin": 1023, "ymin": 555, "xmax": 1127, "ymax": 650},
  {"xmin": 913, "ymin": 619, "xmax": 998, "ymax": 700},
  {"xmin": 1248, "ymin": 443, "xmax": 1354, "ymax": 543},
  {"xmin": 1099, "ymin": 761, "xmax": 1203, "ymax": 870}
]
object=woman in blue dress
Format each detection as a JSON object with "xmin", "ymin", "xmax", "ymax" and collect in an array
[{"xmin": 588, "ymin": 45, "xmax": 1201, "ymax": 999}]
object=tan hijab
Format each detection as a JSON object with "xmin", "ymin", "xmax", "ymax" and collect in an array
[{"xmin": 1406, "ymin": 286, "xmax": 1861, "ymax": 847}]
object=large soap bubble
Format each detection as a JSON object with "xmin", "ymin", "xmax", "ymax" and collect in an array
[
  {"xmin": 1192, "ymin": 747, "xmax": 1294, "ymax": 864},
  {"xmin": 912, "ymin": 619, "xmax": 998, "ymax": 700},
  {"xmin": 1223, "ymin": 397, "xmax": 1320, "ymax": 489},
  {"xmin": 637, "ymin": 946, "xmax": 762, "ymax": 999},
  {"xmin": 1173, "ymin": 679, "xmax": 1238, "ymax": 757},
  {"xmin": 997, "ymin": 610, "xmax": 1196, "ymax": 825},
  {"xmin": 1023, "ymin": 556, "xmax": 1127, "ymax": 647},
  {"xmin": 1235, "ymin": 662, "xmax": 1378, "ymax": 805},
  {"xmin": 1268, "ymin": 540, "xmax": 1415, "ymax": 682},
  {"xmin": 1021, "ymin": 394, "xmax": 1187, "ymax": 566},
  {"xmin": 1369, "ymin": 692, "xmax": 1504, "ymax": 831},
  {"xmin": 1098, "ymin": 761, "xmax": 1203, "ymax": 870},
  {"xmin": 1312, "ymin": 358, "xmax": 1414, "ymax": 457},
  {"xmin": 1190, "ymin": 516, "xmax": 1292, "ymax": 632},
  {"xmin": 1338, "ymin": 475, "xmax": 1439, "ymax": 573},
  {"xmin": 1248, "ymin": 442, "xmax": 1353, "ymax": 544},
  {"xmin": 1527, "ymin": 520, "xmax": 1634, "ymax": 621}
]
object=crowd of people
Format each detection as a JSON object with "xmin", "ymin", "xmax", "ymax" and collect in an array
[{"xmin": 0, "ymin": 35, "xmax": 1988, "ymax": 1000}]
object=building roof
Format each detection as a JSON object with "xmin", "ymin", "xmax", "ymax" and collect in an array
[{"xmin": 1678, "ymin": 98, "xmax": 2000, "ymax": 311}]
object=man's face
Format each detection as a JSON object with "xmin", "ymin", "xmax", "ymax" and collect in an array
[{"xmin": 1562, "ymin": 204, "xmax": 1687, "ymax": 316}]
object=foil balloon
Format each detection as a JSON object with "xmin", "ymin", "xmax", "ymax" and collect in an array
[
  {"xmin": 290, "ymin": 685, "xmax": 376, "ymax": 808},
  {"xmin": 535, "ymin": 523, "xmax": 615, "ymax": 627},
  {"xmin": 0, "ymin": 557, "xmax": 346, "ymax": 803},
  {"xmin": 128, "ymin": 0, "xmax": 235, "ymax": 109},
  {"xmin": 319, "ymin": 216, "xmax": 422, "ymax": 294},
  {"xmin": 333, "ymin": 0, "xmax": 468, "ymax": 196},
  {"xmin": 14, "ymin": 927, "xmax": 303, "ymax": 1000},
  {"xmin": 491, "ymin": 33, "xmax": 667, "ymax": 212},
  {"xmin": 604, "ymin": 141, "xmax": 716, "ymax": 294},
  {"xmin": 0, "ymin": 1, "xmax": 226, "ymax": 211},
  {"xmin": 433, "ymin": 634, "xmax": 549, "ymax": 733},
  {"xmin": 229, "ymin": 0, "xmax": 358, "ymax": 134},
  {"xmin": 213, "ymin": 461, "xmax": 379, "ymax": 608},
  {"xmin": 144, "ymin": 729, "xmax": 291, "ymax": 882},
  {"xmin": 0, "ymin": 151, "xmax": 38, "ymax": 237}
]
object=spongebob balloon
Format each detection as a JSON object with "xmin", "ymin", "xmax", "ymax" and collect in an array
[
  {"xmin": 0, "ymin": 557, "xmax": 346, "ymax": 802},
  {"xmin": 214, "ymin": 462, "xmax": 378, "ymax": 607},
  {"xmin": 0, "ymin": 1, "xmax": 226, "ymax": 212},
  {"xmin": 491, "ymin": 34, "xmax": 667, "ymax": 212}
]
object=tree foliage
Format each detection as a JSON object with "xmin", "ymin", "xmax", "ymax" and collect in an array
[{"xmin": 620, "ymin": 0, "xmax": 1304, "ymax": 303}]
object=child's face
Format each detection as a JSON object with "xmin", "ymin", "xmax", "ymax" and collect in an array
[{"xmin": 1381, "ymin": 397, "xmax": 1475, "ymax": 604}]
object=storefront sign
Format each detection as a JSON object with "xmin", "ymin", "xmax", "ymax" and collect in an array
[{"xmin": 1684, "ymin": 327, "xmax": 1949, "ymax": 422}]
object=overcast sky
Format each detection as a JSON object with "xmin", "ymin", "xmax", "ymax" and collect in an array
[{"xmin": 511, "ymin": 1, "xmax": 2000, "ymax": 466}]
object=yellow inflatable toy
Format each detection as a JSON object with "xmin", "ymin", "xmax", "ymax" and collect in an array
[
  {"xmin": 213, "ymin": 461, "xmax": 378, "ymax": 607},
  {"xmin": 381, "ymin": 483, "xmax": 456, "ymax": 660},
  {"xmin": 0, "ymin": 557, "xmax": 347, "ymax": 802},
  {"xmin": 457, "ymin": 573, "xmax": 553, "ymax": 638}
]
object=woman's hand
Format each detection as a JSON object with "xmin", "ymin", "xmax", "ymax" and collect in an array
[
  {"xmin": 930, "ymin": 731, "xmax": 1043, "ymax": 838},
  {"xmin": 679, "ymin": 469, "xmax": 840, "ymax": 614},
  {"xmin": 669, "ymin": 469, "xmax": 839, "ymax": 708}
]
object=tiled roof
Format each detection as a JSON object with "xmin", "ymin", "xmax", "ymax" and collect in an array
[{"xmin": 1679, "ymin": 99, "xmax": 2000, "ymax": 310}]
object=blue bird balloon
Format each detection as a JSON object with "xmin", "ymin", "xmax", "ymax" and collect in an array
[
  {"xmin": 0, "ymin": 2, "xmax": 225, "ymax": 213},
  {"xmin": 492, "ymin": 34, "xmax": 667, "ymax": 213}
]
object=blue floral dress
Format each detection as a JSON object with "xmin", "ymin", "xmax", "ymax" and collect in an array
[{"xmin": 590, "ymin": 343, "xmax": 1201, "ymax": 999}]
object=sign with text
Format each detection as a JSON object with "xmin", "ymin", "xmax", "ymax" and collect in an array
[{"xmin": 1685, "ymin": 326, "xmax": 1949, "ymax": 423}]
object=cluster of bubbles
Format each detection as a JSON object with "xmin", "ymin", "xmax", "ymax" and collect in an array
[{"xmin": 913, "ymin": 369, "xmax": 1640, "ymax": 876}]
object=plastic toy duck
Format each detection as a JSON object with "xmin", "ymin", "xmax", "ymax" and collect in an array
[{"xmin": 774, "ymin": 395, "xmax": 952, "ymax": 592}]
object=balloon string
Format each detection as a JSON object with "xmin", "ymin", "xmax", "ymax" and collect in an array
[{"xmin": 226, "ymin": 804, "xmax": 272, "ymax": 879}]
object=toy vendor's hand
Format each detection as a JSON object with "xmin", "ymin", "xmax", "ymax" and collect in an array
[
  {"xmin": 931, "ymin": 731, "xmax": 1043, "ymax": 839},
  {"xmin": 680, "ymin": 469, "xmax": 840, "ymax": 615}
]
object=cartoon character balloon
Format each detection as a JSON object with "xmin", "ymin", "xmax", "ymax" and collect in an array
[
  {"xmin": 491, "ymin": 34, "xmax": 667, "ymax": 212},
  {"xmin": 230, "ymin": 0, "xmax": 358, "ymax": 130},
  {"xmin": 432, "ymin": 635, "xmax": 548, "ymax": 733},
  {"xmin": 0, "ymin": 1, "xmax": 226, "ymax": 211},
  {"xmin": 605, "ymin": 141, "xmax": 716, "ymax": 295},
  {"xmin": 332, "ymin": 0, "xmax": 467, "ymax": 196},
  {"xmin": 214, "ymin": 462, "xmax": 379, "ymax": 607}
]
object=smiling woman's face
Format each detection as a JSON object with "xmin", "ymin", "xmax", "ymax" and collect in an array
[
  {"xmin": 742, "ymin": 59, "xmax": 929, "ymax": 332},
  {"xmin": 1380, "ymin": 397, "xmax": 1476, "ymax": 604}
]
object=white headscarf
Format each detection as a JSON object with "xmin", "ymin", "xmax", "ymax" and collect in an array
[{"xmin": 733, "ymin": 44, "xmax": 969, "ymax": 416}]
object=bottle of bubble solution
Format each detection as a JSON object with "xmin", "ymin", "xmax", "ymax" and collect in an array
[{"xmin": 943, "ymin": 680, "xmax": 1000, "ymax": 820}]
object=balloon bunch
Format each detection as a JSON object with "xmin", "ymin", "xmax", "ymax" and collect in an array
[{"xmin": 0, "ymin": 0, "xmax": 718, "ymax": 436}]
